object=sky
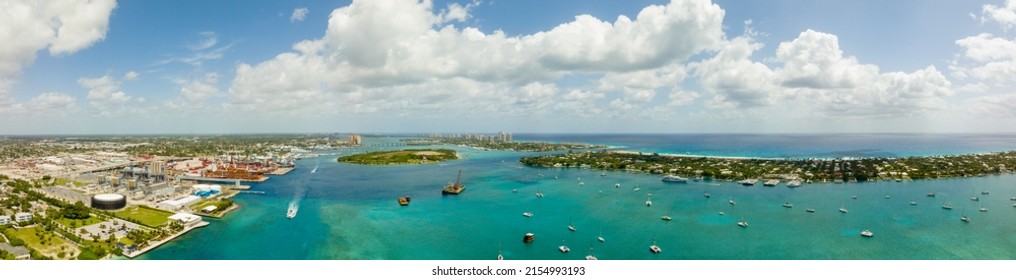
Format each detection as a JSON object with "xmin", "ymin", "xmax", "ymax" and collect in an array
[{"xmin": 2, "ymin": 0, "xmax": 1016, "ymax": 134}]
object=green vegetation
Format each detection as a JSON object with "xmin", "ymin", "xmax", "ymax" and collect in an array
[
  {"xmin": 59, "ymin": 201, "xmax": 92, "ymax": 220},
  {"xmin": 110, "ymin": 206, "xmax": 172, "ymax": 228},
  {"xmin": 55, "ymin": 216, "xmax": 104, "ymax": 228},
  {"xmin": 190, "ymin": 198, "xmax": 235, "ymax": 215},
  {"xmin": 3, "ymin": 227, "xmax": 76, "ymax": 259},
  {"xmin": 520, "ymin": 150, "xmax": 1016, "ymax": 183},
  {"xmin": 338, "ymin": 149, "xmax": 458, "ymax": 165}
]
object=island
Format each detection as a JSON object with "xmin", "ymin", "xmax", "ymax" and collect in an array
[
  {"xmin": 338, "ymin": 149, "xmax": 459, "ymax": 165},
  {"xmin": 519, "ymin": 150, "xmax": 1016, "ymax": 183}
]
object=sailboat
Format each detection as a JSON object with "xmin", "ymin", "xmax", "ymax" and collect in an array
[
  {"xmin": 535, "ymin": 187, "xmax": 544, "ymax": 198},
  {"xmin": 497, "ymin": 243, "xmax": 504, "ymax": 260},
  {"xmin": 568, "ymin": 218, "xmax": 576, "ymax": 232},
  {"xmin": 645, "ymin": 193, "xmax": 652, "ymax": 207},
  {"xmin": 558, "ymin": 240, "xmax": 570, "ymax": 253},
  {"xmin": 585, "ymin": 247, "xmax": 598, "ymax": 260},
  {"xmin": 597, "ymin": 228, "xmax": 605, "ymax": 243},
  {"xmin": 839, "ymin": 202, "xmax": 848, "ymax": 213},
  {"xmin": 737, "ymin": 218, "xmax": 748, "ymax": 227}
]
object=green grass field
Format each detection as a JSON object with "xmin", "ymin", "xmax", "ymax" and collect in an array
[
  {"xmin": 115, "ymin": 206, "xmax": 172, "ymax": 227},
  {"xmin": 4, "ymin": 227, "xmax": 79, "ymax": 259},
  {"xmin": 337, "ymin": 149, "xmax": 458, "ymax": 164},
  {"xmin": 56, "ymin": 216, "xmax": 104, "ymax": 228}
]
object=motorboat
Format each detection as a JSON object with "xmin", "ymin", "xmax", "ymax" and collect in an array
[
  {"xmin": 737, "ymin": 219, "xmax": 748, "ymax": 227},
  {"xmin": 649, "ymin": 242, "xmax": 661, "ymax": 254},
  {"xmin": 783, "ymin": 202, "xmax": 793, "ymax": 208},
  {"xmin": 559, "ymin": 246, "xmax": 570, "ymax": 253},
  {"xmin": 805, "ymin": 208, "xmax": 815, "ymax": 213},
  {"xmin": 860, "ymin": 230, "xmax": 874, "ymax": 237},
  {"xmin": 661, "ymin": 215, "xmax": 672, "ymax": 221},
  {"xmin": 522, "ymin": 212, "xmax": 533, "ymax": 217}
]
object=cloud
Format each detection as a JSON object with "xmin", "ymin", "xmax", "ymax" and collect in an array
[
  {"xmin": 291, "ymin": 7, "xmax": 308, "ymax": 22},
  {"xmin": 228, "ymin": 0, "xmax": 725, "ymax": 115},
  {"xmin": 178, "ymin": 73, "xmax": 220, "ymax": 105},
  {"xmin": 982, "ymin": 0, "xmax": 1016, "ymax": 31},
  {"xmin": 0, "ymin": 0, "xmax": 116, "ymax": 110},
  {"xmin": 186, "ymin": 32, "xmax": 218, "ymax": 51},
  {"xmin": 439, "ymin": 1, "xmax": 479, "ymax": 23},
  {"xmin": 28, "ymin": 92, "xmax": 77, "ymax": 111},
  {"xmin": 78, "ymin": 74, "xmax": 134, "ymax": 108},
  {"xmin": 965, "ymin": 94, "xmax": 1016, "ymax": 117},
  {"xmin": 952, "ymin": 33, "xmax": 1016, "ymax": 86},
  {"xmin": 123, "ymin": 71, "xmax": 140, "ymax": 80}
]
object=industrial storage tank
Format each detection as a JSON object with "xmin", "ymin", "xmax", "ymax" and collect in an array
[{"xmin": 91, "ymin": 193, "xmax": 127, "ymax": 210}]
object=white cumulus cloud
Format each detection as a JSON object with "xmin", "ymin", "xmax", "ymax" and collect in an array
[
  {"xmin": 982, "ymin": 0, "xmax": 1016, "ymax": 31},
  {"xmin": 0, "ymin": 0, "xmax": 116, "ymax": 111}
]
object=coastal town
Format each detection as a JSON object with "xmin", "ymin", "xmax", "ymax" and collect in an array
[
  {"xmin": 0, "ymin": 134, "xmax": 363, "ymax": 260},
  {"xmin": 519, "ymin": 150, "xmax": 1016, "ymax": 184}
]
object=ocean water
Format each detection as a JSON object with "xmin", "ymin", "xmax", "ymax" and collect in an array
[{"xmin": 138, "ymin": 134, "xmax": 1016, "ymax": 260}]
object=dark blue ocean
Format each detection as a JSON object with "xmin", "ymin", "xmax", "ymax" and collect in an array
[{"xmin": 138, "ymin": 134, "xmax": 1016, "ymax": 260}]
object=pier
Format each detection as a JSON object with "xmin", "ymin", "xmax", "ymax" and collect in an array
[{"xmin": 236, "ymin": 190, "xmax": 266, "ymax": 195}]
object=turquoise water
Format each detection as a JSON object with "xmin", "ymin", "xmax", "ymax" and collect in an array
[{"xmin": 139, "ymin": 139, "xmax": 1016, "ymax": 260}]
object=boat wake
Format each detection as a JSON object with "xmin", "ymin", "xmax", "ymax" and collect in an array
[{"xmin": 288, "ymin": 187, "xmax": 305, "ymax": 219}]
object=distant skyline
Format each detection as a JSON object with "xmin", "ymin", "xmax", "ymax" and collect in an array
[{"xmin": 2, "ymin": 0, "xmax": 1016, "ymax": 134}]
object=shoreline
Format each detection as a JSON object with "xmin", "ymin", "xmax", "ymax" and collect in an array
[{"xmin": 123, "ymin": 221, "xmax": 209, "ymax": 259}]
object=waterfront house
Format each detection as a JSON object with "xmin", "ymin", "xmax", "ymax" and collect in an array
[{"xmin": 0, "ymin": 215, "xmax": 10, "ymax": 225}]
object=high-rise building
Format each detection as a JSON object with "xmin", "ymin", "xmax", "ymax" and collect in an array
[{"xmin": 349, "ymin": 135, "xmax": 362, "ymax": 145}]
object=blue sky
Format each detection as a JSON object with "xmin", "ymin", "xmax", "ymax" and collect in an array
[{"xmin": 2, "ymin": 0, "xmax": 1016, "ymax": 134}]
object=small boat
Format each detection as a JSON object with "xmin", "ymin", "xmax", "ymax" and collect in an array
[
  {"xmin": 645, "ymin": 194, "xmax": 652, "ymax": 207},
  {"xmin": 397, "ymin": 195, "xmax": 411, "ymax": 206},
  {"xmin": 704, "ymin": 192, "xmax": 711, "ymax": 198},
  {"xmin": 971, "ymin": 196, "xmax": 979, "ymax": 201},
  {"xmin": 786, "ymin": 179, "xmax": 802, "ymax": 188},
  {"xmin": 719, "ymin": 211, "xmax": 725, "ymax": 215},
  {"xmin": 961, "ymin": 215, "xmax": 970, "ymax": 222},
  {"xmin": 839, "ymin": 207, "xmax": 848, "ymax": 213},
  {"xmin": 512, "ymin": 189, "xmax": 518, "ymax": 193},
  {"xmin": 614, "ymin": 183, "xmax": 621, "ymax": 188},
  {"xmin": 649, "ymin": 242, "xmax": 662, "ymax": 254},
  {"xmin": 559, "ymin": 245, "xmax": 570, "ymax": 253},
  {"xmin": 885, "ymin": 195, "xmax": 891, "ymax": 199},
  {"xmin": 851, "ymin": 195, "xmax": 858, "ymax": 200},
  {"xmin": 927, "ymin": 192, "xmax": 936, "ymax": 197},
  {"xmin": 942, "ymin": 204, "xmax": 953, "ymax": 210},
  {"xmin": 523, "ymin": 233, "xmax": 535, "ymax": 243},
  {"xmin": 601, "ymin": 172, "xmax": 606, "ymax": 177},
  {"xmin": 979, "ymin": 207, "xmax": 987, "ymax": 212},
  {"xmin": 910, "ymin": 201, "xmax": 917, "ymax": 205},
  {"xmin": 728, "ymin": 199, "xmax": 736, "ymax": 205},
  {"xmin": 579, "ymin": 181, "xmax": 584, "ymax": 186},
  {"xmin": 763, "ymin": 179, "xmax": 779, "ymax": 187},
  {"xmin": 860, "ymin": 230, "xmax": 874, "ymax": 237},
  {"xmin": 783, "ymin": 202, "xmax": 793, "ymax": 208},
  {"xmin": 661, "ymin": 215, "xmax": 672, "ymax": 221},
  {"xmin": 633, "ymin": 187, "xmax": 640, "ymax": 192},
  {"xmin": 1010, "ymin": 197, "xmax": 1016, "ymax": 201},
  {"xmin": 287, "ymin": 208, "xmax": 297, "ymax": 219},
  {"xmin": 805, "ymin": 208, "xmax": 815, "ymax": 213},
  {"xmin": 522, "ymin": 212, "xmax": 533, "ymax": 217},
  {"xmin": 585, "ymin": 254, "xmax": 597, "ymax": 260},
  {"xmin": 568, "ymin": 224, "xmax": 576, "ymax": 232},
  {"xmin": 982, "ymin": 191, "xmax": 990, "ymax": 195},
  {"xmin": 497, "ymin": 243, "xmax": 503, "ymax": 260},
  {"xmin": 737, "ymin": 219, "xmax": 748, "ymax": 227},
  {"xmin": 739, "ymin": 179, "xmax": 757, "ymax": 186},
  {"xmin": 598, "ymin": 235, "xmax": 605, "ymax": 243}
]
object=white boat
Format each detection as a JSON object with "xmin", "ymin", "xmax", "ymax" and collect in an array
[
  {"xmin": 568, "ymin": 224, "xmax": 576, "ymax": 232},
  {"xmin": 559, "ymin": 245, "xmax": 570, "ymax": 253},
  {"xmin": 763, "ymin": 179, "xmax": 779, "ymax": 186},
  {"xmin": 805, "ymin": 208, "xmax": 815, "ymax": 213},
  {"xmin": 982, "ymin": 191, "xmax": 990, "ymax": 195},
  {"xmin": 1010, "ymin": 196, "xmax": 1016, "ymax": 201},
  {"xmin": 649, "ymin": 242, "xmax": 662, "ymax": 254},
  {"xmin": 961, "ymin": 215, "xmax": 970, "ymax": 222},
  {"xmin": 860, "ymin": 230, "xmax": 874, "ymax": 237},
  {"xmin": 661, "ymin": 215, "xmax": 672, "ymax": 221},
  {"xmin": 633, "ymin": 187, "xmax": 640, "ymax": 192},
  {"xmin": 579, "ymin": 181, "xmax": 584, "ymax": 186},
  {"xmin": 704, "ymin": 192, "xmax": 711, "ymax": 198},
  {"xmin": 497, "ymin": 243, "xmax": 503, "ymax": 260},
  {"xmin": 614, "ymin": 183, "xmax": 621, "ymax": 188},
  {"xmin": 852, "ymin": 195, "xmax": 858, "ymax": 200},
  {"xmin": 661, "ymin": 175, "xmax": 688, "ymax": 183},
  {"xmin": 739, "ymin": 179, "xmax": 758, "ymax": 186},
  {"xmin": 598, "ymin": 235, "xmax": 605, "ymax": 243},
  {"xmin": 737, "ymin": 219, "xmax": 748, "ymax": 227},
  {"xmin": 885, "ymin": 195, "xmax": 891, "ymax": 199},
  {"xmin": 585, "ymin": 254, "xmax": 597, "ymax": 260},
  {"xmin": 979, "ymin": 207, "xmax": 987, "ymax": 212},
  {"xmin": 942, "ymin": 204, "xmax": 953, "ymax": 210},
  {"xmin": 719, "ymin": 211, "xmax": 725, "ymax": 215},
  {"xmin": 839, "ymin": 207, "xmax": 848, "ymax": 213},
  {"xmin": 971, "ymin": 196, "xmax": 979, "ymax": 201},
  {"xmin": 783, "ymin": 202, "xmax": 793, "ymax": 208},
  {"xmin": 927, "ymin": 192, "xmax": 936, "ymax": 197},
  {"xmin": 522, "ymin": 212, "xmax": 533, "ymax": 217},
  {"xmin": 287, "ymin": 201, "xmax": 298, "ymax": 219},
  {"xmin": 786, "ymin": 179, "xmax": 802, "ymax": 188},
  {"xmin": 645, "ymin": 193, "xmax": 652, "ymax": 207},
  {"xmin": 728, "ymin": 199, "xmax": 736, "ymax": 205}
]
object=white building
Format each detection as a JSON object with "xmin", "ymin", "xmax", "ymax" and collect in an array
[
  {"xmin": 168, "ymin": 213, "xmax": 202, "ymax": 227},
  {"xmin": 157, "ymin": 195, "xmax": 202, "ymax": 211},
  {"xmin": 14, "ymin": 212, "xmax": 33, "ymax": 223},
  {"xmin": 0, "ymin": 215, "xmax": 10, "ymax": 225}
]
